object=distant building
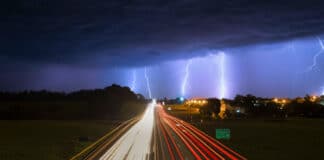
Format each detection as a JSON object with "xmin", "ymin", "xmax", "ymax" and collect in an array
[{"xmin": 218, "ymin": 100, "xmax": 246, "ymax": 119}]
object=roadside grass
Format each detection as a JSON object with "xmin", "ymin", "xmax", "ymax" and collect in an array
[
  {"xmin": 166, "ymin": 105, "xmax": 324, "ymax": 160},
  {"xmin": 200, "ymin": 119, "xmax": 324, "ymax": 160},
  {"xmin": 0, "ymin": 120, "xmax": 115, "ymax": 160}
]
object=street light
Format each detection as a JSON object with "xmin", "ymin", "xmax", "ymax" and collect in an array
[
  {"xmin": 180, "ymin": 97, "xmax": 184, "ymax": 102},
  {"xmin": 310, "ymin": 96, "xmax": 317, "ymax": 102}
]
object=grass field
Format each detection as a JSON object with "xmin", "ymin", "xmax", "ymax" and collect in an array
[
  {"xmin": 0, "ymin": 120, "xmax": 115, "ymax": 160},
  {"xmin": 166, "ymin": 105, "xmax": 324, "ymax": 160}
]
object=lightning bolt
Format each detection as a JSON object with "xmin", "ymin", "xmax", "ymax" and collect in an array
[
  {"xmin": 301, "ymin": 37, "xmax": 324, "ymax": 96},
  {"xmin": 181, "ymin": 59, "xmax": 192, "ymax": 97},
  {"xmin": 144, "ymin": 67, "xmax": 152, "ymax": 99},
  {"xmin": 287, "ymin": 40, "xmax": 296, "ymax": 53},
  {"xmin": 218, "ymin": 51, "xmax": 226, "ymax": 99},
  {"xmin": 289, "ymin": 40, "xmax": 298, "ymax": 97},
  {"xmin": 130, "ymin": 70, "xmax": 136, "ymax": 91},
  {"xmin": 306, "ymin": 37, "xmax": 324, "ymax": 72}
]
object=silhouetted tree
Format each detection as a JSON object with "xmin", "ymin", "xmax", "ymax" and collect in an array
[{"xmin": 0, "ymin": 84, "xmax": 146, "ymax": 120}]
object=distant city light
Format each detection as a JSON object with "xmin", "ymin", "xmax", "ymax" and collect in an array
[
  {"xmin": 185, "ymin": 99, "xmax": 208, "ymax": 105},
  {"xmin": 282, "ymin": 99, "xmax": 286, "ymax": 104},
  {"xmin": 310, "ymin": 96, "xmax": 317, "ymax": 102},
  {"xmin": 236, "ymin": 109, "xmax": 240, "ymax": 113},
  {"xmin": 179, "ymin": 97, "xmax": 185, "ymax": 102}
]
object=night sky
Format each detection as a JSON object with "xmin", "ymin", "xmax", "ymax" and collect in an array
[{"xmin": 1, "ymin": 0, "xmax": 324, "ymax": 98}]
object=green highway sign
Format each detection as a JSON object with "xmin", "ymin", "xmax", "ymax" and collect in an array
[{"xmin": 216, "ymin": 129, "xmax": 231, "ymax": 140}]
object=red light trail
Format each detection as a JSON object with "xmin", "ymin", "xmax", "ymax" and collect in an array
[{"xmin": 155, "ymin": 105, "xmax": 247, "ymax": 160}]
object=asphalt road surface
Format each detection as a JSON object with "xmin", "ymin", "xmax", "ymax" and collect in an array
[{"xmin": 97, "ymin": 102, "xmax": 246, "ymax": 160}]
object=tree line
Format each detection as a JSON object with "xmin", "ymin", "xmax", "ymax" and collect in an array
[
  {"xmin": 0, "ymin": 84, "xmax": 146, "ymax": 120},
  {"xmin": 231, "ymin": 94, "xmax": 324, "ymax": 118}
]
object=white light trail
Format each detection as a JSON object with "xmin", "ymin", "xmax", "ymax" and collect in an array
[
  {"xmin": 181, "ymin": 59, "xmax": 192, "ymax": 97},
  {"xmin": 218, "ymin": 52, "xmax": 226, "ymax": 99},
  {"xmin": 130, "ymin": 70, "xmax": 136, "ymax": 91},
  {"xmin": 306, "ymin": 37, "xmax": 324, "ymax": 72},
  {"xmin": 100, "ymin": 102, "xmax": 155, "ymax": 160},
  {"xmin": 144, "ymin": 67, "xmax": 152, "ymax": 99}
]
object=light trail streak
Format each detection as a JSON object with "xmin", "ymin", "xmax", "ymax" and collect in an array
[
  {"xmin": 218, "ymin": 52, "xmax": 226, "ymax": 99},
  {"xmin": 181, "ymin": 59, "xmax": 192, "ymax": 97},
  {"xmin": 99, "ymin": 102, "xmax": 155, "ymax": 160},
  {"xmin": 144, "ymin": 67, "xmax": 152, "ymax": 99},
  {"xmin": 156, "ymin": 107, "xmax": 246, "ymax": 160},
  {"xmin": 130, "ymin": 70, "xmax": 136, "ymax": 91},
  {"xmin": 306, "ymin": 37, "xmax": 324, "ymax": 72}
]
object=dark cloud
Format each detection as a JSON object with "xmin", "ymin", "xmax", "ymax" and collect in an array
[{"xmin": 1, "ymin": 0, "xmax": 324, "ymax": 68}]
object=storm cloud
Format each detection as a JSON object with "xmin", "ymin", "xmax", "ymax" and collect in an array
[
  {"xmin": 1, "ymin": 0, "xmax": 324, "ymax": 67},
  {"xmin": 1, "ymin": 0, "xmax": 324, "ymax": 96}
]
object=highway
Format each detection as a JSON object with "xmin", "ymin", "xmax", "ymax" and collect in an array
[
  {"xmin": 155, "ymin": 105, "xmax": 246, "ymax": 160},
  {"xmin": 95, "ymin": 101, "xmax": 246, "ymax": 160},
  {"xmin": 99, "ymin": 102, "xmax": 155, "ymax": 160}
]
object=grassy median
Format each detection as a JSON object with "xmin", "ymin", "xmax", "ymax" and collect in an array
[{"xmin": 0, "ymin": 120, "xmax": 115, "ymax": 160}]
